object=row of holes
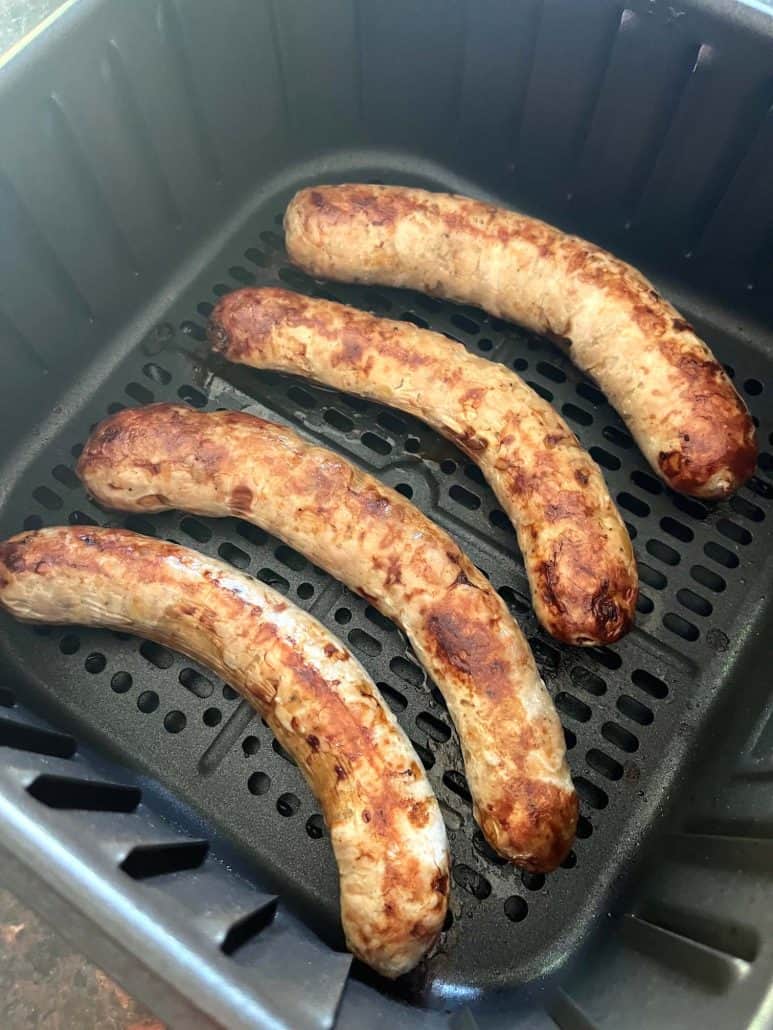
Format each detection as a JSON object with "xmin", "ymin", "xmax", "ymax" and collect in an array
[{"xmin": 172, "ymin": 289, "xmax": 769, "ymax": 652}]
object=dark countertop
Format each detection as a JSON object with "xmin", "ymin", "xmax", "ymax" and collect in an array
[{"xmin": 0, "ymin": 885, "xmax": 163, "ymax": 1030}]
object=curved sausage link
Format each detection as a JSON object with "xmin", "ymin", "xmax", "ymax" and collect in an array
[
  {"xmin": 0, "ymin": 527, "xmax": 449, "ymax": 978},
  {"xmin": 284, "ymin": 184, "xmax": 757, "ymax": 500},
  {"xmin": 208, "ymin": 287, "xmax": 637, "ymax": 646},
  {"xmin": 78, "ymin": 404, "xmax": 577, "ymax": 871}
]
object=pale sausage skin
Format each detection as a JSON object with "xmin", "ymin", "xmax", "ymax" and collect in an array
[
  {"xmin": 0, "ymin": 527, "xmax": 449, "ymax": 979},
  {"xmin": 208, "ymin": 287, "xmax": 637, "ymax": 647},
  {"xmin": 78, "ymin": 404, "xmax": 578, "ymax": 871},
  {"xmin": 284, "ymin": 184, "xmax": 757, "ymax": 500}
]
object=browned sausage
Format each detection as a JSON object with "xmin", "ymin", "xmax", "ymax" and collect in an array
[
  {"xmin": 208, "ymin": 287, "xmax": 637, "ymax": 646},
  {"xmin": 284, "ymin": 184, "xmax": 757, "ymax": 499},
  {"xmin": 0, "ymin": 527, "xmax": 449, "ymax": 978},
  {"xmin": 78, "ymin": 404, "xmax": 578, "ymax": 871}
]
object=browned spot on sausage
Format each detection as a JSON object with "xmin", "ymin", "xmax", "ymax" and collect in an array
[
  {"xmin": 359, "ymin": 490, "xmax": 391, "ymax": 517},
  {"xmin": 375, "ymin": 555, "xmax": 402, "ymax": 587},
  {"xmin": 652, "ymin": 337, "xmax": 757, "ymax": 495},
  {"xmin": 444, "ymin": 426, "xmax": 488, "ymax": 456},
  {"xmin": 543, "ymin": 491, "xmax": 593, "ymax": 522},
  {"xmin": 632, "ymin": 304, "xmax": 668, "ymax": 336},
  {"xmin": 425, "ymin": 602, "xmax": 510, "ymax": 701},
  {"xmin": 544, "ymin": 432, "xmax": 568, "ymax": 447},
  {"xmin": 538, "ymin": 559, "xmax": 565, "ymax": 616},
  {"xmin": 334, "ymin": 333, "xmax": 363, "ymax": 365},
  {"xmin": 590, "ymin": 580, "xmax": 624, "ymax": 632},
  {"xmin": 306, "ymin": 734, "xmax": 320, "ymax": 751},
  {"xmin": 658, "ymin": 450, "xmax": 683, "ymax": 480},
  {"xmin": 480, "ymin": 779, "xmax": 578, "ymax": 872},
  {"xmin": 0, "ymin": 540, "xmax": 28, "ymax": 574},
  {"xmin": 432, "ymin": 872, "xmax": 449, "ymax": 896},
  {"xmin": 672, "ymin": 317, "xmax": 694, "ymax": 333},
  {"xmin": 453, "ymin": 568, "xmax": 476, "ymax": 588},
  {"xmin": 460, "ymin": 387, "xmax": 485, "ymax": 407},
  {"xmin": 229, "ymin": 485, "xmax": 253, "ymax": 513},
  {"xmin": 207, "ymin": 316, "xmax": 230, "ymax": 353},
  {"xmin": 409, "ymin": 800, "xmax": 431, "ymax": 828}
]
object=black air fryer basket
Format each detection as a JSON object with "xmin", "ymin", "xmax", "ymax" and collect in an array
[{"xmin": 1, "ymin": 1, "xmax": 772, "ymax": 1027}]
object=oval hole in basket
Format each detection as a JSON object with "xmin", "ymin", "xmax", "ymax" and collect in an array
[
  {"xmin": 415, "ymin": 711, "xmax": 451, "ymax": 743},
  {"xmin": 690, "ymin": 564, "xmax": 725, "ymax": 593},
  {"xmin": 555, "ymin": 693, "xmax": 591, "ymax": 723},
  {"xmin": 179, "ymin": 668, "xmax": 214, "ymax": 699},
  {"xmin": 589, "ymin": 446, "xmax": 621, "ymax": 471},
  {"xmin": 730, "ymin": 495, "xmax": 764, "ymax": 523},
  {"xmin": 631, "ymin": 669, "xmax": 668, "ymax": 699},
  {"xmin": 617, "ymin": 695, "xmax": 653, "ymax": 725},
  {"xmin": 180, "ymin": 517, "xmax": 212, "ymax": 543},
  {"xmin": 570, "ymin": 666, "xmax": 606, "ymax": 696},
  {"xmin": 663, "ymin": 611, "xmax": 699, "ymax": 641},
  {"xmin": 218, "ymin": 542, "xmax": 250, "ymax": 569},
  {"xmin": 574, "ymin": 776, "xmax": 608, "ymax": 809},
  {"xmin": 602, "ymin": 721, "xmax": 639, "ymax": 753},
  {"xmin": 33, "ymin": 486, "xmax": 62, "ymax": 510},
  {"xmin": 443, "ymin": 769, "xmax": 472, "ymax": 804},
  {"xmin": 347, "ymin": 628, "xmax": 381, "ymax": 657},
  {"xmin": 504, "ymin": 896, "xmax": 529, "ymax": 922},
  {"xmin": 618, "ymin": 492, "xmax": 650, "ymax": 518},
  {"xmin": 704, "ymin": 541, "xmax": 739, "ymax": 568},
  {"xmin": 646, "ymin": 539, "xmax": 680, "ymax": 566},
  {"xmin": 323, "ymin": 408, "xmax": 354, "ymax": 433},
  {"xmin": 390, "ymin": 656, "xmax": 424, "ymax": 687},
  {"xmin": 377, "ymin": 682, "xmax": 407, "ymax": 713},
  {"xmin": 140, "ymin": 640, "xmax": 175, "ymax": 669},
  {"xmin": 586, "ymin": 749, "xmax": 623, "ymax": 781},
  {"xmin": 677, "ymin": 588, "xmax": 712, "ymax": 617}
]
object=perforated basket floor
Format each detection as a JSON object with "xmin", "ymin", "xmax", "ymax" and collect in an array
[{"xmin": 1, "ymin": 164, "xmax": 772, "ymax": 1002}]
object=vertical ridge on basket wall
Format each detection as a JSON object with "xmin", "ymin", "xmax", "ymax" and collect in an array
[
  {"xmin": 456, "ymin": 0, "xmax": 543, "ymax": 160},
  {"xmin": 154, "ymin": 0, "xmax": 224, "ymax": 188},
  {"xmin": 0, "ymin": 167, "xmax": 94, "ymax": 340},
  {"xmin": 356, "ymin": 0, "xmax": 466, "ymax": 145},
  {"xmin": 165, "ymin": 0, "xmax": 286, "ymax": 191},
  {"xmin": 569, "ymin": 10, "xmax": 698, "ymax": 231},
  {"xmin": 47, "ymin": 92, "xmax": 141, "ymax": 279},
  {"xmin": 511, "ymin": 0, "xmax": 624, "ymax": 198},
  {"xmin": 693, "ymin": 101, "xmax": 773, "ymax": 276},
  {"xmin": 629, "ymin": 41, "xmax": 771, "ymax": 259},
  {"xmin": 102, "ymin": 40, "xmax": 182, "ymax": 231},
  {"xmin": 271, "ymin": 0, "xmax": 359, "ymax": 147}
]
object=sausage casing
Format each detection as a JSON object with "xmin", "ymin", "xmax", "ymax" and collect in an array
[
  {"xmin": 0, "ymin": 527, "xmax": 449, "ymax": 978},
  {"xmin": 209, "ymin": 287, "xmax": 637, "ymax": 646},
  {"xmin": 284, "ymin": 184, "xmax": 757, "ymax": 499},
  {"xmin": 78, "ymin": 404, "xmax": 578, "ymax": 871}
]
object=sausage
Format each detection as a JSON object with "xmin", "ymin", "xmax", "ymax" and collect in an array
[
  {"xmin": 284, "ymin": 184, "xmax": 757, "ymax": 499},
  {"xmin": 78, "ymin": 404, "xmax": 578, "ymax": 871},
  {"xmin": 208, "ymin": 287, "xmax": 637, "ymax": 647},
  {"xmin": 0, "ymin": 527, "xmax": 449, "ymax": 978}
]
